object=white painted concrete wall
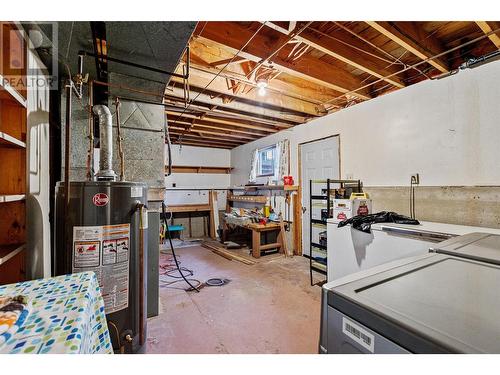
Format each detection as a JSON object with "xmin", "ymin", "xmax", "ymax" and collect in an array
[
  {"xmin": 165, "ymin": 144, "xmax": 231, "ymax": 188},
  {"xmin": 231, "ymin": 60, "xmax": 500, "ymax": 187}
]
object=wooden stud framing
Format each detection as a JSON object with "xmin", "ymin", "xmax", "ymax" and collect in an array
[
  {"xmin": 366, "ymin": 21, "xmax": 449, "ymax": 73},
  {"xmin": 475, "ymin": 21, "xmax": 500, "ymax": 49}
]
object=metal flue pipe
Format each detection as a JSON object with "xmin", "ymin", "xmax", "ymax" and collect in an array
[{"xmin": 93, "ymin": 105, "xmax": 117, "ymax": 181}]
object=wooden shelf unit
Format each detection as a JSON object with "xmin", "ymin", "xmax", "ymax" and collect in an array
[
  {"xmin": 167, "ymin": 165, "xmax": 233, "ymax": 174},
  {"xmin": 241, "ymin": 184, "xmax": 299, "ymax": 192},
  {"xmin": 0, "ymin": 194, "xmax": 25, "ymax": 203},
  {"xmin": 0, "ymin": 131, "xmax": 26, "ymax": 148},
  {"xmin": 227, "ymin": 194, "xmax": 268, "ymax": 204},
  {"xmin": 166, "ymin": 203, "xmax": 211, "ymax": 213},
  {"xmin": 0, "ymin": 22, "xmax": 27, "ymax": 285}
]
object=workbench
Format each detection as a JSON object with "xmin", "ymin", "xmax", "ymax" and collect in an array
[{"xmin": 247, "ymin": 222, "xmax": 285, "ymax": 258}]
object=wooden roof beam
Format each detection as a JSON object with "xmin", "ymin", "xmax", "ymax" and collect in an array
[
  {"xmin": 197, "ymin": 22, "xmax": 372, "ymax": 100},
  {"xmin": 475, "ymin": 21, "xmax": 500, "ymax": 49},
  {"xmin": 169, "ymin": 132, "xmax": 243, "ymax": 146},
  {"xmin": 188, "ymin": 38, "xmax": 345, "ymax": 104},
  {"xmin": 169, "ymin": 123, "xmax": 258, "ymax": 141},
  {"xmin": 164, "ymin": 97, "xmax": 298, "ymax": 127},
  {"xmin": 366, "ymin": 21, "xmax": 449, "ymax": 73},
  {"xmin": 169, "ymin": 136, "xmax": 242, "ymax": 148},
  {"xmin": 170, "ymin": 131, "xmax": 242, "ymax": 143},
  {"xmin": 170, "ymin": 63, "xmax": 325, "ymax": 116},
  {"xmin": 170, "ymin": 120, "xmax": 268, "ymax": 139},
  {"xmin": 170, "ymin": 138, "xmax": 234, "ymax": 149},
  {"xmin": 183, "ymin": 122, "xmax": 268, "ymax": 138},
  {"xmin": 165, "ymin": 111, "xmax": 276, "ymax": 134},
  {"xmin": 264, "ymin": 22, "xmax": 406, "ymax": 89},
  {"xmin": 165, "ymin": 84, "xmax": 308, "ymax": 124},
  {"xmin": 210, "ymin": 56, "xmax": 249, "ymax": 67}
]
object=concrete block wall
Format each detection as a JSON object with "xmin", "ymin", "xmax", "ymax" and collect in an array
[
  {"xmin": 61, "ymin": 95, "xmax": 165, "ymax": 191},
  {"xmin": 365, "ymin": 186, "xmax": 500, "ymax": 228}
]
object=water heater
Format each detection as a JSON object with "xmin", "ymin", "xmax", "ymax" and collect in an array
[{"xmin": 54, "ymin": 104, "xmax": 148, "ymax": 353}]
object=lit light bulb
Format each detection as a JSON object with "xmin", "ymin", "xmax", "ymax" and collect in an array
[{"xmin": 256, "ymin": 78, "xmax": 268, "ymax": 96}]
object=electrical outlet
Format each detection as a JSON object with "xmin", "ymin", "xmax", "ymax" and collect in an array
[
  {"xmin": 346, "ymin": 173, "xmax": 354, "ymax": 180},
  {"xmin": 411, "ymin": 173, "xmax": 420, "ymax": 185}
]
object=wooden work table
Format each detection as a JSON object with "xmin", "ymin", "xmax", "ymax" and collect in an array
[{"xmin": 246, "ymin": 222, "xmax": 285, "ymax": 258}]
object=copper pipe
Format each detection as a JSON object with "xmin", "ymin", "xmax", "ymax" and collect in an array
[
  {"xmin": 64, "ymin": 81, "xmax": 72, "ymax": 210},
  {"xmin": 94, "ymin": 80, "xmax": 302, "ymax": 126},
  {"xmin": 114, "ymin": 97, "xmax": 125, "ymax": 181},
  {"xmin": 93, "ymin": 80, "xmax": 166, "ymax": 100},
  {"xmin": 86, "ymin": 80, "xmax": 94, "ymax": 181},
  {"xmin": 137, "ymin": 204, "xmax": 147, "ymax": 346}
]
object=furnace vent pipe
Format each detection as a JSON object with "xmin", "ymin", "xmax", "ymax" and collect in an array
[{"xmin": 93, "ymin": 105, "xmax": 117, "ymax": 181}]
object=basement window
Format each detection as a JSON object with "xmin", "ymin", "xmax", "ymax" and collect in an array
[{"xmin": 257, "ymin": 145, "xmax": 277, "ymax": 177}]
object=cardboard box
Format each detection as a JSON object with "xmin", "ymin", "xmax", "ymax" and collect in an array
[
  {"xmin": 332, "ymin": 199, "xmax": 352, "ymax": 223},
  {"xmin": 332, "ymin": 198, "xmax": 372, "ymax": 223}
]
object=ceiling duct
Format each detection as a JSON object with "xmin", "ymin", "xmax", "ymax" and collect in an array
[{"xmin": 93, "ymin": 105, "xmax": 117, "ymax": 181}]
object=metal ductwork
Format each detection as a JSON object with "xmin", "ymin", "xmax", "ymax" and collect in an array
[{"xmin": 93, "ymin": 105, "xmax": 117, "ymax": 181}]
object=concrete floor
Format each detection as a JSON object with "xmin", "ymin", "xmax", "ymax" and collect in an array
[{"xmin": 146, "ymin": 245, "xmax": 322, "ymax": 354}]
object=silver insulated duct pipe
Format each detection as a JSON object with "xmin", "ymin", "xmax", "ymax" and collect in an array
[{"xmin": 93, "ymin": 105, "xmax": 117, "ymax": 181}]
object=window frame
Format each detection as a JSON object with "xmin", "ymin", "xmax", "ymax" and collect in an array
[{"xmin": 256, "ymin": 144, "xmax": 278, "ymax": 178}]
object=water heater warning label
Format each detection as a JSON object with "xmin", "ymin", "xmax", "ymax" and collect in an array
[{"xmin": 73, "ymin": 224, "xmax": 130, "ymax": 314}]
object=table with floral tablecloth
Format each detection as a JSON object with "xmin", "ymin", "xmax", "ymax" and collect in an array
[{"xmin": 0, "ymin": 272, "xmax": 112, "ymax": 354}]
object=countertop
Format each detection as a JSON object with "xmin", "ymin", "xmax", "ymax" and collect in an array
[{"xmin": 326, "ymin": 219, "xmax": 500, "ymax": 236}]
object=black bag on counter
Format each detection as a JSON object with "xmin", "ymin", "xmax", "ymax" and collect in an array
[{"xmin": 337, "ymin": 211, "xmax": 420, "ymax": 234}]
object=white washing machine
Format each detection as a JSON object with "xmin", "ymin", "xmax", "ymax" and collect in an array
[{"xmin": 320, "ymin": 233, "xmax": 500, "ymax": 353}]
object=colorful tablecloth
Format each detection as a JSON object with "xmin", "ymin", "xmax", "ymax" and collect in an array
[{"xmin": 0, "ymin": 272, "xmax": 113, "ymax": 354}]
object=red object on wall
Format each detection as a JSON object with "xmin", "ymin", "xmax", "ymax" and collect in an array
[{"xmin": 283, "ymin": 175, "xmax": 294, "ymax": 185}]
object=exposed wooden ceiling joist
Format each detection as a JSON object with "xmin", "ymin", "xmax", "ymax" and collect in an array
[
  {"xmin": 169, "ymin": 124, "xmax": 257, "ymax": 141},
  {"xmin": 210, "ymin": 56, "xmax": 249, "ymax": 67},
  {"xmin": 165, "ymin": 84, "xmax": 309, "ymax": 124},
  {"xmin": 169, "ymin": 136, "xmax": 242, "ymax": 148},
  {"xmin": 170, "ymin": 62, "xmax": 325, "ymax": 116},
  {"xmin": 171, "ymin": 130, "xmax": 246, "ymax": 146},
  {"xmin": 168, "ymin": 118, "xmax": 270, "ymax": 138},
  {"xmin": 365, "ymin": 21, "xmax": 449, "ymax": 73},
  {"xmin": 196, "ymin": 22, "xmax": 373, "ymax": 100},
  {"xmin": 264, "ymin": 22, "xmax": 406, "ymax": 89},
  {"xmin": 165, "ymin": 111, "xmax": 276, "ymax": 135},
  {"xmin": 182, "ymin": 122, "xmax": 267, "ymax": 138},
  {"xmin": 164, "ymin": 99, "xmax": 296, "ymax": 128},
  {"xmin": 170, "ymin": 127, "xmax": 244, "ymax": 144},
  {"xmin": 188, "ymin": 38, "xmax": 346, "ymax": 104},
  {"xmin": 166, "ymin": 21, "xmax": 491, "ymax": 150},
  {"xmin": 475, "ymin": 21, "xmax": 500, "ymax": 49},
  {"xmin": 170, "ymin": 137, "xmax": 234, "ymax": 149}
]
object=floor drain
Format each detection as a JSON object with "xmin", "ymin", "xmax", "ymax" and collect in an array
[{"xmin": 205, "ymin": 278, "xmax": 230, "ymax": 287}]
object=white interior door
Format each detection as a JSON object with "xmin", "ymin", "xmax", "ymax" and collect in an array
[{"xmin": 300, "ymin": 136, "xmax": 340, "ymax": 256}]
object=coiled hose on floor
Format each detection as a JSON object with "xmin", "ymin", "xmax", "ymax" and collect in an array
[{"xmin": 161, "ymin": 202, "xmax": 200, "ymax": 292}]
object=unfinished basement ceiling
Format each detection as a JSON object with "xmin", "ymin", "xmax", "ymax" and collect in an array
[
  {"xmin": 24, "ymin": 21, "xmax": 197, "ymax": 103},
  {"xmin": 166, "ymin": 21, "xmax": 500, "ymax": 149}
]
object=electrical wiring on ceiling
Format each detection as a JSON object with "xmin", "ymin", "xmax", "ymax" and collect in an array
[
  {"xmin": 171, "ymin": 22, "xmax": 269, "ymax": 144},
  {"xmin": 322, "ymin": 26, "xmax": 500, "ymax": 110}
]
